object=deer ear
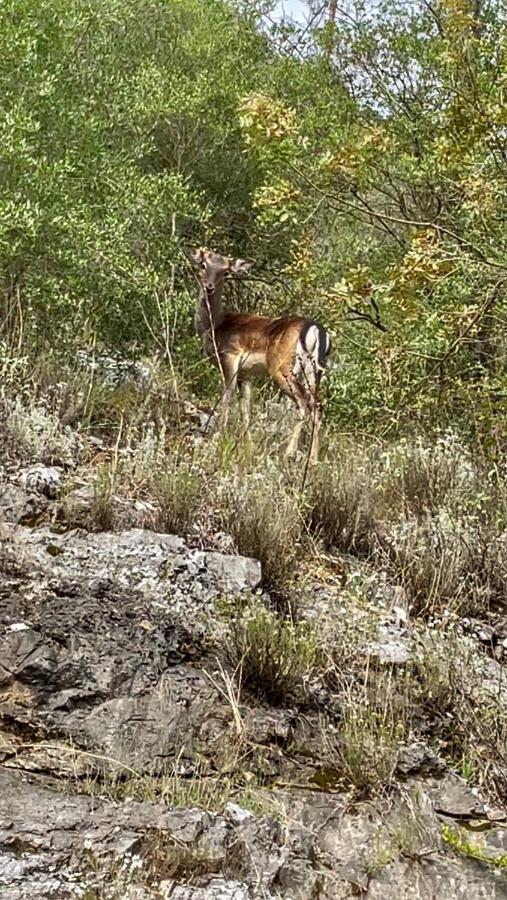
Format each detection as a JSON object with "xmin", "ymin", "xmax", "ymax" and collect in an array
[
  {"xmin": 230, "ymin": 258, "xmax": 254, "ymax": 277},
  {"xmin": 190, "ymin": 247, "xmax": 205, "ymax": 268}
]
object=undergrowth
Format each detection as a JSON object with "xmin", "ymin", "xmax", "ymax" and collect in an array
[
  {"xmin": 3, "ymin": 351, "xmax": 507, "ymax": 802},
  {"xmin": 226, "ymin": 598, "xmax": 317, "ymax": 704}
]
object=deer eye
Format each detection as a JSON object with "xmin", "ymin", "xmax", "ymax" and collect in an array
[{"xmin": 201, "ymin": 262, "xmax": 207, "ymax": 270}]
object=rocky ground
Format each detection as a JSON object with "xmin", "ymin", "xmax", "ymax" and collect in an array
[{"xmin": 2, "ymin": 462, "xmax": 507, "ymax": 898}]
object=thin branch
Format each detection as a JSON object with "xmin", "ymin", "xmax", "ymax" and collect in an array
[
  {"xmin": 289, "ymin": 164, "xmax": 507, "ymax": 272},
  {"xmin": 345, "ymin": 294, "xmax": 387, "ymax": 332},
  {"xmin": 350, "ymin": 188, "xmax": 406, "ymax": 247},
  {"xmin": 403, "ymin": 278, "xmax": 505, "ymax": 402}
]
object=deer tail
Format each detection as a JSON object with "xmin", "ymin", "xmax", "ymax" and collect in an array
[{"xmin": 298, "ymin": 322, "xmax": 331, "ymax": 374}]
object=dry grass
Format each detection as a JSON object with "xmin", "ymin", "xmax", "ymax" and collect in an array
[
  {"xmin": 306, "ymin": 447, "xmax": 377, "ymax": 553},
  {"xmin": 315, "ymin": 615, "xmax": 507, "ymax": 801},
  {"xmin": 151, "ymin": 454, "xmax": 209, "ymax": 536},
  {"xmin": 137, "ymin": 830, "xmax": 224, "ymax": 882},
  {"xmin": 222, "ymin": 473, "xmax": 302, "ymax": 599},
  {"xmin": 412, "ymin": 633, "xmax": 507, "ymax": 799},
  {"xmin": 335, "ymin": 702, "xmax": 408, "ymax": 797},
  {"xmin": 7, "ymin": 353, "xmax": 506, "ymax": 624},
  {"xmin": 319, "ymin": 648, "xmax": 412, "ymax": 797},
  {"xmin": 89, "ymin": 464, "xmax": 117, "ymax": 531},
  {"xmin": 306, "ymin": 434, "xmax": 507, "ymax": 619},
  {"xmin": 79, "ymin": 754, "xmax": 236, "ymax": 812},
  {"xmin": 226, "ymin": 598, "xmax": 317, "ymax": 705}
]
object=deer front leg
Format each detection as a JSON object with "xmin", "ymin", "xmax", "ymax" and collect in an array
[{"xmin": 219, "ymin": 355, "xmax": 240, "ymax": 429}]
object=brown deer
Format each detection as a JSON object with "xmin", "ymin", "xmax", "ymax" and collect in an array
[{"xmin": 191, "ymin": 247, "xmax": 331, "ymax": 465}]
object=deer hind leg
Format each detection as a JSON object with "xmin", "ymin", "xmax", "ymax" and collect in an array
[
  {"xmin": 286, "ymin": 394, "xmax": 306, "ymax": 457},
  {"xmin": 294, "ymin": 345, "xmax": 323, "ymax": 466},
  {"xmin": 291, "ymin": 378, "xmax": 322, "ymax": 465},
  {"xmin": 307, "ymin": 388, "xmax": 322, "ymax": 466},
  {"xmin": 272, "ymin": 373, "xmax": 307, "ymax": 458},
  {"xmin": 238, "ymin": 378, "xmax": 251, "ymax": 431}
]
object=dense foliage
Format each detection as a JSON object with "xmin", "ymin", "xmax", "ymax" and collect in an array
[{"xmin": 2, "ymin": 0, "xmax": 507, "ymax": 435}]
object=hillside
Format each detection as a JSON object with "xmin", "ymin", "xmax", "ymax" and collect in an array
[{"xmin": 2, "ymin": 1, "xmax": 507, "ymax": 896}]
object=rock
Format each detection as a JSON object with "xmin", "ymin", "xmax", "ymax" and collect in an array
[
  {"xmin": 224, "ymin": 803, "xmax": 254, "ymax": 825},
  {"xmin": 0, "ymin": 592, "xmax": 217, "ymax": 770},
  {"xmin": 477, "ymin": 619, "xmax": 507, "ymax": 660},
  {"xmin": 75, "ymin": 349, "xmax": 154, "ymax": 390},
  {"xmin": 164, "ymin": 882, "xmax": 252, "ymax": 900},
  {"xmin": 180, "ymin": 400, "xmax": 213, "ymax": 435},
  {"xmin": 478, "ymin": 624, "xmax": 495, "ymax": 645},
  {"xmin": 4, "ymin": 766, "xmax": 504, "ymax": 900},
  {"xmin": 0, "ymin": 484, "xmax": 48, "ymax": 525},
  {"xmin": 365, "ymin": 856, "xmax": 507, "ymax": 899},
  {"xmin": 368, "ymin": 624, "xmax": 414, "ymax": 665},
  {"xmin": 244, "ymin": 707, "xmax": 294, "ymax": 746},
  {"xmin": 19, "ymin": 465, "xmax": 63, "ymax": 498},
  {"xmin": 11, "ymin": 525, "xmax": 260, "ymax": 622},
  {"xmin": 1, "ymin": 737, "xmax": 95, "ymax": 778},
  {"xmin": 59, "ymin": 482, "xmax": 157, "ymax": 530},
  {"xmin": 0, "ymin": 525, "xmax": 263, "ymax": 772},
  {"xmin": 0, "ymin": 768, "xmax": 312, "ymax": 899},
  {"xmin": 3, "ymin": 497, "xmax": 507, "ymax": 900},
  {"xmin": 396, "ymin": 741, "xmax": 446, "ymax": 777},
  {"xmin": 427, "ymin": 774, "xmax": 486, "ymax": 819},
  {"xmin": 205, "ymin": 551, "xmax": 261, "ymax": 593}
]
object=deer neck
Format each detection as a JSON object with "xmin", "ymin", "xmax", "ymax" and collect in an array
[{"xmin": 195, "ymin": 284, "xmax": 225, "ymax": 339}]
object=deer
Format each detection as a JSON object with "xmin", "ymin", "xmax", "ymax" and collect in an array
[{"xmin": 190, "ymin": 247, "xmax": 331, "ymax": 465}]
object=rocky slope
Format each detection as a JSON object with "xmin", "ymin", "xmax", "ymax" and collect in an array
[{"xmin": 1, "ymin": 470, "xmax": 507, "ymax": 898}]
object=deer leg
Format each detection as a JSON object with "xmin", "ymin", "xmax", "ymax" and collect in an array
[
  {"xmin": 283, "ymin": 377, "xmax": 307, "ymax": 458},
  {"xmin": 308, "ymin": 399, "xmax": 322, "ymax": 465},
  {"xmin": 286, "ymin": 375, "xmax": 322, "ymax": 464},
  {"xmin": 219, "ymin": 355, "xmax": 240, "ymax": 429},
  {"xmin": 238, "ymin": 379, "xmax": 251, "ymax": 431},
  {"xmin": 297, "ymin": 357, "xmax": 322, "ymax": 466}
]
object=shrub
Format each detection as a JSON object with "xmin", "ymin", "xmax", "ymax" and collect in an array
[
  {"xmin": 227, "ymin": 599, "xmax": 317, "ymax": 705},
  {"xmin": 152, "ymin": 456, "xmax": 208, "ymax": 537},
  {"xmin": 335, "ymin": 702, "xmax": 407, "ymax": 797},
  {"xmin": 89, "ymin": 464, "xmax": 117, "ymax": 532},
  {"xmin": 305, "ymin": 449, "xmax": 377, "ymax": 554},
  {"xmin": 223, "ymin": 473, "xmax": 301, "ymax": 598}
]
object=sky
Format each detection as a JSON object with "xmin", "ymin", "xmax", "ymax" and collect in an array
[{"xmin": 273, "ymin": 0, "xmax": 308, "ymax": 22}]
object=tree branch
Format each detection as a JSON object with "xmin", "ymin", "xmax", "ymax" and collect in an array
[
  {"xmin": 289, "ymin": 164, "xmax": 507, "ymax": 272},
  {"xmin": 345, "ymin": 293, "xmax": 387, "ymax": 332}
]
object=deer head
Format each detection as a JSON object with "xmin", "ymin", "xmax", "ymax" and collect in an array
[{"xmin": 190, "ymin": 248, "xmax": 253, "ymax": 296}]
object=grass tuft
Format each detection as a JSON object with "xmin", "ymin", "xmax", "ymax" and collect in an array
[
  {"xmin": 223, "ymin": 474, "xmax": 301, "ymax": 599},
  {"xmin": 226, "ymin": 599, "xmax": 317, "ymax": 705}
]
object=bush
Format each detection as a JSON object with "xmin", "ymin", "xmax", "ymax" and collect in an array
[
  {"xmin": 305, "ymin": 448, "xmax": 377, "ymax": 553},
  {"xmin": 152, "ymin": 456, "xmax": 208, "ymax": 537},
  {"xmin": 223, "ymin": 473, "xmax": 301, "ymax": 598},
  {"xmin": 227, "ymin": 599, "xmax": 317, "ymax": 705},
  {"xmin": 335, "ymin": 703, "xmax": 407, "ymax": 797}
]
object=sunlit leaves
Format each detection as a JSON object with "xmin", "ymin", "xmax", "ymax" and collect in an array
[
  {"xmin": 389, "ymin": 231, "xmax": 455, "ymax": 295},
  {"xmin": 253, "ymin": 179, "xmax": 301, "ymax": 228},
  {"xmin": 239, "ymin": 92, "xmax": 297, "ymax": 146}
]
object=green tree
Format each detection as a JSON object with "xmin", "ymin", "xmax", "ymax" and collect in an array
[
  {"xmin": 0, "ymin": 0, "xmax": 268, "ymax": 353},
  {"xmin": 241, "ymin": 0, "xmax": 507, "ymax": 432}
]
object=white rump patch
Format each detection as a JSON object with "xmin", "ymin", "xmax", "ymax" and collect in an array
[{"xmin": 293, "ymin": 324, "xmax": 322, "ymax": 387}]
